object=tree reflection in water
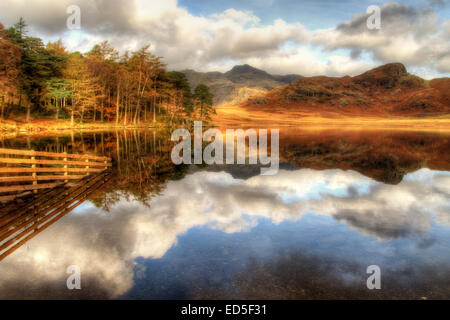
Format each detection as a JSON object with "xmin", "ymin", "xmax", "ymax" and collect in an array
[
  {"xmin": 0, "ymin": 128, "xmax": 448, "ymax": 300},
  {"xmin": 2, "ymin": 128, "xmax": 449, "ymax": 204}
]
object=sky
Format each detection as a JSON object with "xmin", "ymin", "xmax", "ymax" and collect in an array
[{"xmin": 0, "ymin": 0, "xmax": 449, "ymax": 78}]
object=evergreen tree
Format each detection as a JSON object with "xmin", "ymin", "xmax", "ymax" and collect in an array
[
  {"xmin": 44, "ymin": 78, "xmax": 72, "ymax": 119},
  {"xmin": 167, "ymin": 71, "xmax": 193, "ymax": 113},
  {"xmin": 193, "ymin": 84, "xmax": 214, "ymax": 120},
  {"xmin": 8, "ymin": 18, "xmax": 67, "ymax": 122}
]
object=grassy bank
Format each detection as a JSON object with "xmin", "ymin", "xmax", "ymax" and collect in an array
[{"xmin": 0, "ymin": 116, "xmax": 193, "ymax": 134}]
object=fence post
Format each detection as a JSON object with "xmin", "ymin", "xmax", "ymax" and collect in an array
[
  {"xmin": 64, "ymin": 152, "xmax": 68, "ymax": 183},
  {"xmin": 85, "ymin": 158, "xmax": 89, "ymax": 176},
  {"xmin": 31, "ymin": 153, "xmax": 37, "ymax": 194},
  {"xmin": 31, "ymin": 150, "xmax": 38, "ymax": 232}
]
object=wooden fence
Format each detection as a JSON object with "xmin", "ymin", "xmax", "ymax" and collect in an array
[{"xmin": 0, "ymin": 148, "xmax": 112, "ymax": 202}]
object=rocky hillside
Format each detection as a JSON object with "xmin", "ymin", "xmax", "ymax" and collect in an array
[
  {"xmin": 242, "ymin": 63, "xmax": 450, "ymax": 118},
  {"xmin": 182, "ymin": 64, "xmax": 301, "ymax": 106}
]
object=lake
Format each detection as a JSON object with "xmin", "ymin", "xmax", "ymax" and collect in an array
[{"xmin": 0, "ymin": 127, "xmax": 449, "ymax": 299}]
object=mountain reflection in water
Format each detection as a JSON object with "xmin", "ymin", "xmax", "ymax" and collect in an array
[{"xmin": 0, "ymin": 128, "xmax": 449, "ymax": 299}]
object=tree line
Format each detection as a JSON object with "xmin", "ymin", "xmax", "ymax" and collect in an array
[{"xmin": 0, "ymin": 18, "xmax": 214, "ymax": 125}]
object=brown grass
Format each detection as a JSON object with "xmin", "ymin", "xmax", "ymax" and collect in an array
[{"xmin": 212, "ymin": 104, "xmax": 450, "ymax": 132}]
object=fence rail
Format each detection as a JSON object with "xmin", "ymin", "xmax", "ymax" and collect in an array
[
  {"xmin": 0, "ymin": 148, "xmax": 109, "ymax": 161},
  {"xmin": 0, "ymin": 148, "xmax": 112, "ymax": 202}
]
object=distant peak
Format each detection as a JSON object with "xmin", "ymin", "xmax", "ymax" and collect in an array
[
  {"xmin": 359, "ymin": 63, "xmax": 407, "ymax": 78},
  {"xmin": 232, "ymin": 64, "xmax": 252, "ymax": 69},
  {"xmin": 228, "ymin": 64, "xmax": 265, "ymax": 73}
]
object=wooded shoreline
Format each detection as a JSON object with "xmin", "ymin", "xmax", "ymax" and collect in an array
[
  {"xmin": 0, "ymin": 119, "xmax": 165, "ymax": 133},
  {"xmin": 0, "ymin": 19, "xmax": 215, "ymax": 129},
  {"xmin": 2, "ymin": 117, "xmax": 450, "ymax": 136}
]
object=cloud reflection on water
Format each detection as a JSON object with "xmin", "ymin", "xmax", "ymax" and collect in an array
[{"xmin": 0, "ymin": 167, "xmax": 448, "ymax": 299}]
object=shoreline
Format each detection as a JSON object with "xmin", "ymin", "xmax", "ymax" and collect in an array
[
  {"xmin": 213, "ymin": 118, "xmax": 450, "ymax": 132},
  {"xmin": 0, "ymin": 119, "xmax": 178, "ymax": 134},
  {"xmin": 2, "ymin": 115, "xmax": 450, "ymax": 136}
]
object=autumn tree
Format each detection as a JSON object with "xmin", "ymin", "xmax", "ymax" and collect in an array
[
  {"xmin": 126, "ymin": 46, "xmax": 166, "ymax": 124},
  {"xmin": 86, "ymin": 41, "xmax": 118, "ymax": 122},
  {"xmin": 116, "ymin": 54, "xmax": 134, "ymax": 125},
  {"xmin": 64, "ymin": 52, "xmax": 98, "ymax": 124},
  {"xmin": 0, "ymin": 23, "xmax": 21, "ymax": 119},
  {"xmin": 46, "ymin": 39, "xmax": 69, "ymax": 57}
]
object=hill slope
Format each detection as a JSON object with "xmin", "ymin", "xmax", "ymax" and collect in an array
[
  {"xmin": 182, "ymin": 64, "xmax": 301, "ymax": 106},
  {"xmin": 241, "ymin": 63, "xmax": 450, "ymax": 118}
]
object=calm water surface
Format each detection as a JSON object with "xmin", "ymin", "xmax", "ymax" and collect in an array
[{"xmin": 0, "ymin": 127, "xmax": 449, "ymax": 299}]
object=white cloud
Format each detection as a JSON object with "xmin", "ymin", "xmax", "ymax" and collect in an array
[
  {"xmin": 0, "ymin": 1, "xmax": 448, "ymax": 78},
  {"xmin": 312, "ymin": 2, "xmax": 450, "ymax": 76}
]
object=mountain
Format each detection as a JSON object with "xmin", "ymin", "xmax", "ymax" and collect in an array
[
  {"xmin": 182, "ymin": 64, "xmax": 302, "ymax": 106},
  {"xmin": 241, "ymin": 63, "xmax": 450, "ymax": 118}
]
